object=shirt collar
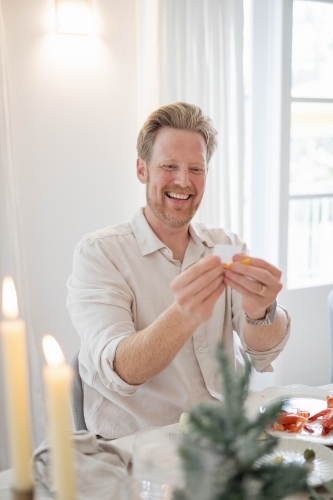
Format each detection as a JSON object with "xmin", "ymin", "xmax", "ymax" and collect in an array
[
  {"xmin": 129, "ymin": 208, "xmax": 166, "ymax": 256},
  {"xmin": 129, "ymin": 208, "xmax": 215, "ymax": 257},
  {"xmin": 189, "ymin": 219, "xmax": 215, "ymax": 249}
]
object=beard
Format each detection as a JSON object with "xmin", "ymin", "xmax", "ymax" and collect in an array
[{"xmin": 145, "ymin": 173, "xmax": 203, "ymax": 229}]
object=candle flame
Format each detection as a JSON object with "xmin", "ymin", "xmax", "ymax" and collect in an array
[
  {"xmin": 2, "ymin": 276, "xmax": 19, "ymax": 319},
  {"xmin": 43, "ymin": 335, "xmax": 65, "ymax": 366}
]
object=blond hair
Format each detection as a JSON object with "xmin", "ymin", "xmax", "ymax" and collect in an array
[{"xmin": 137, "ymin": 102, "xmax": 218, "ymax": 164}]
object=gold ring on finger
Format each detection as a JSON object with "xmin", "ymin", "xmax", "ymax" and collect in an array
[{"xmin": 258, "ymin": 284, "xmax": 266, "ymax": 296}]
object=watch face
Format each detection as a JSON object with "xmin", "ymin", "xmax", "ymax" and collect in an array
[{"xmin": 269, "ymin": 300, "xmax": 277, "ymax": 324}]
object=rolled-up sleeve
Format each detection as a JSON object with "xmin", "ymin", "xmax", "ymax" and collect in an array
[
  {"xmin": 67, "ymin": 241, "xmax": 145, "ymax": 396},
  {"xmin": 240, "ymin": 305, "xmax": 291, "ymax": 373},
  {"xmin": 230, "ymin": 287, "xmax": 291, "ymax": 373}
]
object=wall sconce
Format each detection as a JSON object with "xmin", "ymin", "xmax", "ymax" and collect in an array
[{"xmin": 56, "ymin": 0, "xmax": 93, "ymax": 35}]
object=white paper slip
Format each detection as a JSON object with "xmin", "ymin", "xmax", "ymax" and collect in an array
[{"xmin": 213, "ymin": 244, "xmax": 242, "ymax": 262}]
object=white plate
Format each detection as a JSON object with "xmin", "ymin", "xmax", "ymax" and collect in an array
[
  {"xmin": 245, "ymin": 384, "xmax": 333, "ymax": 445},
  {"xmin": 255, "ymin": 438, "xmax": 333, "ymax": 487}
]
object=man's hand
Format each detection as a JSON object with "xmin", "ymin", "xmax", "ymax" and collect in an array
[
  {"xmin": 114, "ymin": 255, "xmax": 225, "ymax": 385},
  {"xmin": 170, "ymin": 254, "xmax": 226, "ymax": 324},
  {"xmin": 223, "ymin": 253, "xmax": 282, "ymax": 319}
]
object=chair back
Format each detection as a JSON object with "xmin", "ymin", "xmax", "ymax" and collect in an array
[
  {"xmin": 69, "ymin": 350, "xmax": 88, "ymax": 431},
  {"xmin": 329, "ymin": 290, "xmax": 333, "ymax": 382}
]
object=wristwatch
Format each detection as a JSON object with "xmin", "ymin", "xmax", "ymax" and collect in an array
[{"xmin": 245, "ymin": 300, "xmax": 277, "ymax": 325}]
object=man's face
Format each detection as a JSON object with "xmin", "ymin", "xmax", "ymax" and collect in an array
[{"xmin": 137, "ymin": 127, "xmax": 208, "ymax": 230}]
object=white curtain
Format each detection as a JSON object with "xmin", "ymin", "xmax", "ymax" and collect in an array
[
  {"xmin": 0, "ymin": 1, "xmax": 45, "ymax": 471},
  {"xmin": 136, "ymin": 0, "xmax": 245, "ymax": 235}
]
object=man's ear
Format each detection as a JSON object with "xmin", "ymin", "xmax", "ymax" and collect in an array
[{"xmin": 137, "ymin": 157, "xmax": 148, "ymax": 184}]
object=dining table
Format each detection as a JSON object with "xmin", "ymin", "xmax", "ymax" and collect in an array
[{"xmin": 1, "ymin": 383, "xmax": 333, "ymax": 500}]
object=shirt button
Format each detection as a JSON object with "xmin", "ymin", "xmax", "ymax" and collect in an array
[
  {"xmin": 198, "ymin": 347, "xmax": 203, "ymax": 353},
  {"xmin": 163, "ymin": 249, "xmax": 168, "ymax": 255}
]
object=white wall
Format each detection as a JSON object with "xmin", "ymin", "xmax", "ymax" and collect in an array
[
  {"xmin": 1, "ymin": 0, "xmax": 143, "ymax": 362},
  {"xmin": 275, "ymin": 286, "xmax": 332, "ymax": 386}
]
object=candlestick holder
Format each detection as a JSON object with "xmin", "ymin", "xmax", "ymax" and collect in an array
[{"xmin": 12, "ymin": 488, "xmax": 34, "ymax": 500}]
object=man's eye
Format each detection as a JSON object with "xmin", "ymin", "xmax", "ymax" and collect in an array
[
  {"xmin": 189, "ymin": 167, "xmax": 205, "ymax": 175},
  {"xmin": 162, "ymin": 165, "xmax": 177, "ymax": 171}
]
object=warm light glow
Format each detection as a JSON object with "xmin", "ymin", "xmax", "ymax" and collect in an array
[
  {"xmin": 43, "ymin": 335, "xmax": 66, "ymax": 367},
  {"xmin": 56, "ymin": 0, "xmax": 93, "ymax": 35},
  {"xmin": 2, "ymin": 276, "xmax": 19, "ymax": 319}
]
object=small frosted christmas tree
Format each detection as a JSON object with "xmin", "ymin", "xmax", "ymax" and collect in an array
[{"xmin": 174, "ymin": 344, "xmax": 309, "ymax": 500}]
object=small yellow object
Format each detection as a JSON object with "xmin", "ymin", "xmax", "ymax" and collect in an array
[
  {"xmin": 272, "ymin": 455, "xmax": 284, "ymax": 464},
  {"xmin": 225, "ymin": 257, "xmax": 250, "ymax": 269}
]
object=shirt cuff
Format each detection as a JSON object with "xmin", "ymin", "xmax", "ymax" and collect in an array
[
  {"xmin": 240, "ymin": 305, "xmax": 291, "ymax": 373},
  {"xmin": 98, "ymin": 335, "xmax": 147, "ymax": 396}
]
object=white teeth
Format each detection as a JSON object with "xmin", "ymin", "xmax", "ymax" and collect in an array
[{"xmin": 167, "ymin": 192, "xmax": 190, "ymax": 200}]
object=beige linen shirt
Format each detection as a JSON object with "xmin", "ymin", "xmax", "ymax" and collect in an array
[{"xmin": 67, "ymin": 208, "xmax": 290, "ymax": 439}]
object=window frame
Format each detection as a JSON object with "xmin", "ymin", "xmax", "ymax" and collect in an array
[
  {"xmin": 248, "ymin": 0, "xmax": 333, "ymax": 289},
  {"xmin": 280, "ymin": 0, "xmax": 333, "ymax": 288}
]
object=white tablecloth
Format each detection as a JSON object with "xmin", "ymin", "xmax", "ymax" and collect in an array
[
  {"xmin": 2, "ymin": 385, "xmax": 333, "ymax": 499},
  {"xmin": 0, "ymin": 456, "xmax": 320, "ymax": 500}
]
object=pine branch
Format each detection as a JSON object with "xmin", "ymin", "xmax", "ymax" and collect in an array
[{"xmin": 174, "ymin": 342, "xmax": 310, "ymax": 500}]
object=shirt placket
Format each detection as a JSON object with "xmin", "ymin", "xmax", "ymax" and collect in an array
[
  {"xmin": 192, "ymin": 326, "xmax": 220, "ymax": 400},
  {"xmin": 181, "ymin": 240, "xmax": 221, "ymax": 400}
]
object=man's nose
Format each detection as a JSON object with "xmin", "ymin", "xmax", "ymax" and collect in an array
[{"xmin": 174, "ymin": 167, "xmax": 191, "ymax": 187}]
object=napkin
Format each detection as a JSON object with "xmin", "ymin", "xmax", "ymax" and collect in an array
[{"xmin": 32, "ymin": 431, "xmax": 131, "ymax": 500}]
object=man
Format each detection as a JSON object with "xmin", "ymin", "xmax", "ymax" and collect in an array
[{"xmin": 67, "ymin": 102, "xmax": 290, "ymax": 439}]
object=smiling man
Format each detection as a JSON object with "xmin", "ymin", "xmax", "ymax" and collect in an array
[{"xmin": 67, "ymin": 102, "xmax": 290, "ymax": 439}]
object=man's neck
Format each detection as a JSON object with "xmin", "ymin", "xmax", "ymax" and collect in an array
[{"xmin": 143, "ymin": 208, "xmax": 190, "ymax": 262}]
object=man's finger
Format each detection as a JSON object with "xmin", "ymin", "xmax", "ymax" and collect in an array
[
  {"xmin": 178, "ymin": 278, "xmax": 226, "ymax": 319},
  {"xmin": 175, "ymin": 263, "xmax": 224, "ymax": 300},
  {"xmin": 196, "ymin": 281, "xmax": 226, "ymax": 316},
  {"xmin": 230, "ymin": 255, "xmax": 282, "ymax": 280},
  {"xmin": 170, "ymin": 254, "xmax": 222, "ymax": 290},
  {"xmin": 226, "ymin": 266, "xmax": 279, "ymax": 290},
  {"xmin": 176, "ymin": 272, "xmax": 224, "ymax": 309}
]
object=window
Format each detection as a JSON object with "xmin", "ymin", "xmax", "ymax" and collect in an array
[{"xmin": 287, "ymin": 0, "xmax": 333, "ymax": 288}]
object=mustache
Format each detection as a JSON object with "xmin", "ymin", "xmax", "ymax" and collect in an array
[{"xmin": 163, "ymin": 185, "xmax": 197, "ymax": 196}]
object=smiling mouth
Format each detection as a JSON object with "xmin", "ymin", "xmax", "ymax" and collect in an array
[{"xmin": 165, "ymin": 192, "xmax": 191, "ymax": 200}]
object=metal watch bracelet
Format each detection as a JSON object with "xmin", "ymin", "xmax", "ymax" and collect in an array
[{"xmin": 245, "ymin": 300, "xmax": 277, "ymax": 325}]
